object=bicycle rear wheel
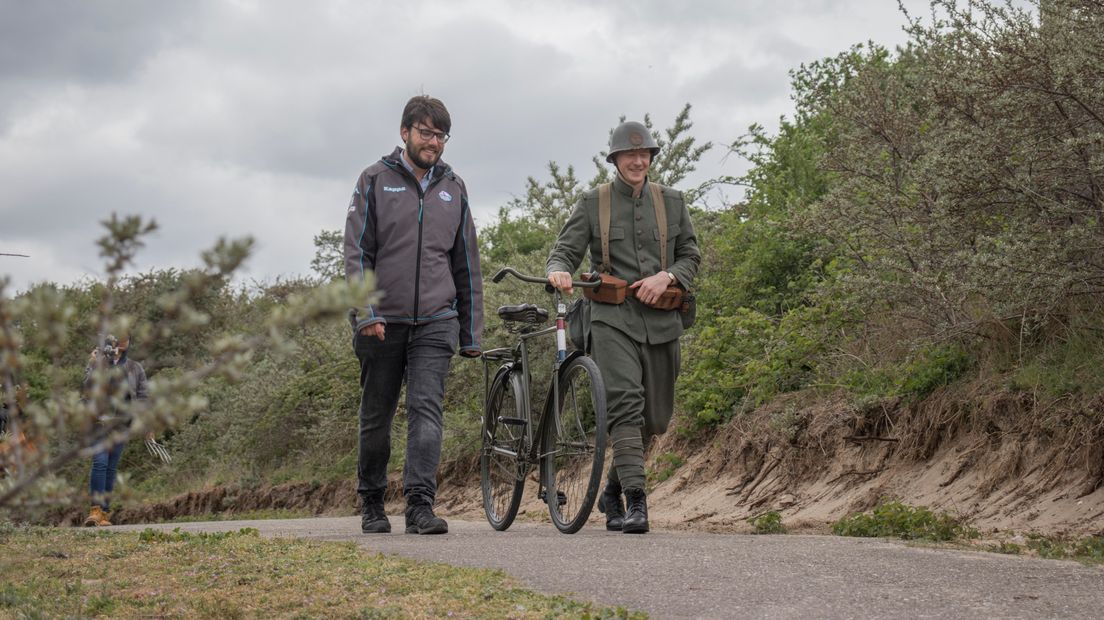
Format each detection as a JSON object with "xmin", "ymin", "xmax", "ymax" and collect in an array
[
  {"xmin": 480, "ymin": 368, "xmax": 527, "ymax": 531},
  {"xmin": 543, "ymin": 355, "xmax": 607, "ymax": 534}
]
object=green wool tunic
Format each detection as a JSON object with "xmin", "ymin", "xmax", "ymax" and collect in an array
[{"xmin": 547, "ymin": 175, "xmax": 701, "ymax": 490}]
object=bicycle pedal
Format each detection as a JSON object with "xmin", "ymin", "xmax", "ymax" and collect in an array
[
  {"xmin": 498, "ymin": 417, "xmax": 528, "ymax": 426},
  {"xmin": 538, "ymin": 489, "xmax": 568, "ymax": 506}
]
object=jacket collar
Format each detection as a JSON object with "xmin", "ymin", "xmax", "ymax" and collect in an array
[
  {"xmin": 612, "ymin": 173, "xmax": 649, "ymax": 198},
  {"xmin": 382, "ymin": 146, "xmax": 453, "ymax": 181}
]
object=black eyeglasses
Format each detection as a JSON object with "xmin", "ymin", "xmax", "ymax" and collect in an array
[{"xmin": 411, "ymin": 124, "xmax": 450, "ymax": 143}]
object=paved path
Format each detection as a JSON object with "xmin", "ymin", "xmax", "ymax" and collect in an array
[{"xmin": 113, "ymin": 517, "xmax": 1104, "ymax": 619}]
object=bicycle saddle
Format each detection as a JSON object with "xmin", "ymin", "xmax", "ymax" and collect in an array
[{"xmin": 497, "ymin": 304, "xmax": 549, "ymax": 323}]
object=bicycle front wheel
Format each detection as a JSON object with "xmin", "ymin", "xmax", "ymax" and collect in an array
[
  {"xmin": 480, "ymin": 368, "xmax": 527, "ymax": 531},
  {"xmin": 543, "ymin": 355, "xmax": 607, "ymax": 534}
]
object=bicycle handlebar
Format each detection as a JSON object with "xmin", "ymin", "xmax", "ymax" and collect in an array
[{"xmin": 492, "ymin": 267, "xmax": 601, "ymax": 291}]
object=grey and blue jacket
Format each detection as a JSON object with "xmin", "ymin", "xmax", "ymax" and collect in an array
[
  {"xmin": 82, "ymin": 357, "xmax": 149, "ymax": 424},
  {"xmin": 344, "ymin": 147, "xmax": 484, "ymax": 353}
]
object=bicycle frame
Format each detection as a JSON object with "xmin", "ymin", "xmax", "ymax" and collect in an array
[
  {"xmin": 481, "ymin": 268, "xmax": 599, "ymax": 474},
  {"xmin": 481, "ymin": 300, "xmax": 575, "ymax": 468}
]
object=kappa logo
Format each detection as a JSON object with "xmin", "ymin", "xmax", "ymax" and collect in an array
[
  {"xmin": 383, "ymin": 186, "xmax": 406, "ymax": 193},
  {"xmin": 438, "ymin": 190, "xmax": 453, "ymax": 202}
]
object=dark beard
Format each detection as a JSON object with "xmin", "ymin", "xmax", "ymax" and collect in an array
[{"xmin": 405, "ymin": 138, "xmax": 439, "ymax": 170}]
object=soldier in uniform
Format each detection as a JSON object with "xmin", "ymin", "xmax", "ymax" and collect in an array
[{"xmin": 547, "ymin": 121, "xmax": 701, "ymax": 533}]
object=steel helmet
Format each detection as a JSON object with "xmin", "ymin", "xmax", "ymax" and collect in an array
[{"xmin": 605, "ymin": 121, "xmax": 659, "ymax": 164}]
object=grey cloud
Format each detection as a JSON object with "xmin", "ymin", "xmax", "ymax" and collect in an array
[
  {"xmin": 0, "ymin": 0, "xmax": 204, "ymax": 83},
  {"xmin": 0, "ymin": 0, "xmax": 946, "ymax": 294}
]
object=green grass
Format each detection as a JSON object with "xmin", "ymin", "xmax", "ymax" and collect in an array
[
  {"xmin": 163, "ymin": 508, "xmax": 314, "ymax": 523},
  {"xmin": 985, "ymin": 541, "xmax": 1025, "ymax": 555},
  {"xmin": 1023, "ymin": 534, "xmax": 1104, "ymax": 564},
  {"xmin": 1010, "ymin": 335, "xmax": 1104, "ymax": 400},
  {"xmin": 832, "ymin": 501, "xmax": 977, "ymax": 542},
  {"xmin": 647, "ymin": 452, "xmax": 686, "ymax": 488},
  {"xmin": 0, "ymin": 525, "xmax": 647, "ymax": 618}
]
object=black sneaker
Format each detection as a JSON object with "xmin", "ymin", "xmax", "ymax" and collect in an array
[
  {"xmin": 361, "ymin": 503, "xmax": 391, "ymax": 534},
  {"xmin": 405, "ymin": 502, "xmax": 448, "ymax": 535}
]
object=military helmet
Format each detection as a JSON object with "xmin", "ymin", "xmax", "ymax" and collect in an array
[{"xmin": 606, "ymin": 121, "xmax": 659, "ymax": 164}]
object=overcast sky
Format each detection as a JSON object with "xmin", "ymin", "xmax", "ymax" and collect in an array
[{"xmin": 0, "ymin": 0, "xmax": 930, "ymax": 294}]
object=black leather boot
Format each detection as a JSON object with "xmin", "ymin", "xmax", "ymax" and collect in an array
[
  {"xmin": 597, "ymin": 485, "xmax": 625, "ymax": 531},
  {"xmin": 622, "ymin": 488, "xmax": 649, "ymax": 534},
  {"xmin": 360, "ymin": 495, "xmax": 390, "ymax": 534}
]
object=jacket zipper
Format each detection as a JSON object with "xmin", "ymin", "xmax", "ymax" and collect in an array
[
  {"xmin": 413, "ymin": 192, "xmax": 424, "ymax": 326},
  {"xmin": 387, "ymin": 158, "xmax": 447, "ymax": 328}
]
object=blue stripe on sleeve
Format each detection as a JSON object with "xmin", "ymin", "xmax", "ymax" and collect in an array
[
  {"xmin": 358, "ymin": 181, "xmax": 375, "ymax": 319},
  {"xmin": 461, "ymin": 195, "xmax": 475, "ymax": 345}
]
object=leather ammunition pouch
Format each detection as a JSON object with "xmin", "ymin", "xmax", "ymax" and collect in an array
[
  {"xmin": 629, "ymin": 284, "xmax": 684, "ymax": 311},
  {"xmin": 581, "ymin": 272, "xmax": 628, "ymax": 305},
  {"xmin": 589, "ymin": 181, "xmax": 698, "ymax": 328}
]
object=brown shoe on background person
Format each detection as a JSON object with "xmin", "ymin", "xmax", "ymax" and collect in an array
[{"xmin": 84, "ymin": 506, "xmax": 110, "ymax": 527}]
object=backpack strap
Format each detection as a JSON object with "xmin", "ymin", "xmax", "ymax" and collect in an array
[
  {"xmin": 649, "ymin": 181, "xmax": 668, "ymax": 271},
  {"xmin": 598, "ymin": 183, "xmax": 612, "ymax": 273}
]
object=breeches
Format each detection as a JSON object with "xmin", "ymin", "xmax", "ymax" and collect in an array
[{"xmin": 589, "ymin": 321, "xmax": 680, "ymax": 491}]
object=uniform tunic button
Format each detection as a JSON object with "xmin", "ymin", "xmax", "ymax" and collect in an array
[
  {"xmin": 637, "ymin": 243, "xmax": 643, "ymax": 249},
  {"xmin": 636, "ymin": 229, "xmax": 642, "ymax": 235}
]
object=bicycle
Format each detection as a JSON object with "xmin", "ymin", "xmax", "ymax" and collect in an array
[{"xmin": 479, "ymin": 267, "xmax": 607, "ymax": 534}]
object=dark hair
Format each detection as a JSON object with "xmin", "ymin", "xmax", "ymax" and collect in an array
[{"xmin": 401, "ymin": 95, "xmax": 451, "ymax": 134}]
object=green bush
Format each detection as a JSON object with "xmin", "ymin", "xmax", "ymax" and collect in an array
[
  {"xmin": 749, "ymin": 511, "xmax": 786, "ymax": 534},
  {"xmin": 839, "ymin": 344, "xmax": 973, "ymax": 402},
  {"xmin": 832, "ymin": 501, "xmax": 976, "ymax": 541}
]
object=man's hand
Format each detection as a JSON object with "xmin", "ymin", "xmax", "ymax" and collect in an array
[
  {"xmin": 629, "ymin": 273, "xmax": 672, "ymax": 306},
  {"xmin": 460, "ymin": 349, "xmax": 481, "ymax": 358},
  {"xmin": 548, "ymin": 271, "xmax": 574, "ymax": 295},
  {"xmin": 359, "ymin": 323, "xmax": 386, "ymax": 340},
  {"xmin": 88, "ymin": 349, "xmax": 100, "ymax": 364}
]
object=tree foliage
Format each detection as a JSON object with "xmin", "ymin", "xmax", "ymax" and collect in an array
[
  {"xmin": 310, "ymin": 229, "xmax": 344, "ymax": 283},
  {"xmin": 682, "ymin": 0, "xmax": 1104, "ymax": 429},
  {"xmin": 1, "ymin": 216, "xmax": 374, "ymax": 512},
  {"xmin": 807, "ymin": 0, "xmax": 1104, "ymax": 338}
]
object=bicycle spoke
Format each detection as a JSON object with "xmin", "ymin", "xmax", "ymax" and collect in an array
[
  {"xmin": 544, "ymin": 356, "xmax": 607, "ymax": 534},
  {"xmin": 481, "ymin": 370, "xmax": 528, "ymax": 531}
]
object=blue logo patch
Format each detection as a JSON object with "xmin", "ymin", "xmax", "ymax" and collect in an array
[
  {"xmin": 438, "ymin": 190, "xmax": 453, "ymax": 202},
  {"xmin": 383, "ymin": 186, "xmax": 406, "ymax": 193}
]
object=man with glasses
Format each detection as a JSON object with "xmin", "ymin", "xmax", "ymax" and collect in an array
[{"xmin": 344, "ymin": 95, "xmax": 483, "ymax": 535}]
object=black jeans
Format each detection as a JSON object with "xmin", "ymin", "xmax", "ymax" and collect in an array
[{"xmin": 354, "ymin": 318, "xmax": 458, "ymax": 506}]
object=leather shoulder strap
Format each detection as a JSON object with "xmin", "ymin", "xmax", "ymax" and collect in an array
[
  {"xmin": 649, "ymin": 181, "xmax": 668, "ymax": 271},
  {"xmin": 598, "ymin": 183, "xmax": 612, "ymax": 273}
]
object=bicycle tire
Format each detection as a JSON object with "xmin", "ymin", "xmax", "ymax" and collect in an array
[
  {"xmin": 543, "ymin": 355, "xmax": 607, "ymax": 534},
  {"xmin": 480, "ymin": 367, "xmax": 527, "ymax": 531}
]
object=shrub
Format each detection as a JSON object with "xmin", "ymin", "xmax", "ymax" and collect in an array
[
  {"xmin": 749, "ymin": 511, "xmax": 786, "ymax": 534},
  {"xmin": 832, "ymin": 501, "xmax": 976, "ymax": 541}
]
